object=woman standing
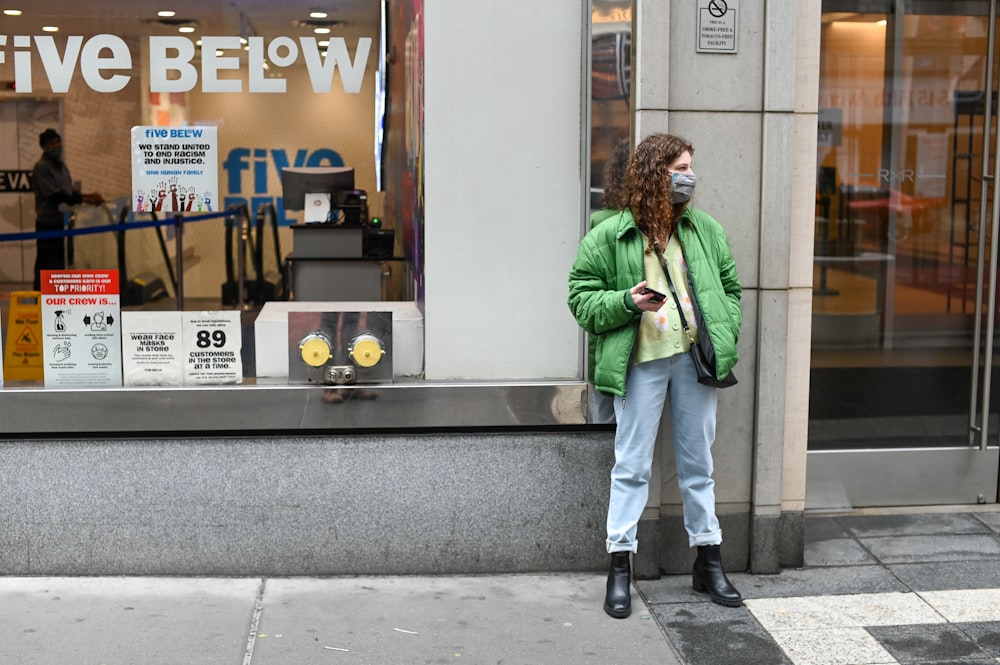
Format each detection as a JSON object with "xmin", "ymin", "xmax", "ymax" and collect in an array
[{"xmin": 567, "ymin": 133, "xmax": 743, "ymax": 617}]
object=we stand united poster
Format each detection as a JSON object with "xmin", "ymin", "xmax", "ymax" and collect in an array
[{"xmin": 131, "ymin": 125, "xmax": 219, "ymax": 215}]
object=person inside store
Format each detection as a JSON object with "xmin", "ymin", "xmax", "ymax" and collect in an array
[
  {"xmin": 31, "ymin": 128, "xmax": 104, "ymax": 290},
  {"xmin": 567, "ymin": 133, "xmax": 744, "ymax": 617}
]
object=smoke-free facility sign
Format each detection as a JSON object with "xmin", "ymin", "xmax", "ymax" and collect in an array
[
  {"xmin": 697, "ymin": 0, "xmax": 738, "ymax": 54},
  {"xmin": 131, "ymin": 125, "xmax": 219, "ymax": 215}
]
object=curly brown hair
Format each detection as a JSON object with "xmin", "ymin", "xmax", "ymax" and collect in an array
[{"xmin": 622, "ymin": 133, "xmax": 694, "ymax": 250}]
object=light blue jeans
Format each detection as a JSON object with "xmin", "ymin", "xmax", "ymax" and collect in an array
[
  {"xmin": 589, "ymin": 385, "xmax": 617, "ymax": 424},
  {"xmin": 607, "ymin": 353, "xmax": 722, "ymax": 553}
]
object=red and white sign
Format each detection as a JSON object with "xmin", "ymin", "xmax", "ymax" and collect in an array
[{"xmin": 40, "ymin": 270, "xmax": 122, "ymax": 388}]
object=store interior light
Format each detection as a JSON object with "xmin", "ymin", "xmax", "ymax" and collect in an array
[
  {"xmin": 310, "ymin": 10, "xmax": 329, "ymax": 19},
  {"xmin": 293, "ymin": 17, "xmax": 342, "ymax": 32},
  {"xmin": 42, "ymin": 26, "xmax": 59, "ymax": 32},
  {"xmin": 318, "ymin": 39, "xmax": 330, "ymax": 47},
  {"xmin": 3, "ymin": 9, "xmax": 23, "ymax": 16},
  {"xmin": 178, "ymin": 25, "xmax": 196, "ymax": 33},
  {"xmin": 158, "ymin": 10, "xmax": 176, "ymax": 18},
  {"xmin": 824, "ymin": 12, "xmax": 888, "ymax": 26}
]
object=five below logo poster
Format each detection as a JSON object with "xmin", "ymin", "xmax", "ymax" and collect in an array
[{"xmin": 40, "ymin": 270, "xmax": 122, "ymax": 388}]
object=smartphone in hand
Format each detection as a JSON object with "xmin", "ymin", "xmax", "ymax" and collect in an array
[{"xmin": 640, "ymin": 286, "xmax": 667, "ymax": 302}]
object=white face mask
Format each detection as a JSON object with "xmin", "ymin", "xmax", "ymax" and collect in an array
[{"xmin": 671, "ymin": 172, "xmax": 696, "ymax": 203}]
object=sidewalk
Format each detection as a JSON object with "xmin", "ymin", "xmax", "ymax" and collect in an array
[
  {"xmin": 1, "ymin": 509, "xmax": 998, "ymax": 665},
  {"xmin": 0, "ymin": 573, "xmax": 679, "ymax": 665},
  {"xmin": 638, "ymin": 508, "xmax": 1000, "ymax": 665}
]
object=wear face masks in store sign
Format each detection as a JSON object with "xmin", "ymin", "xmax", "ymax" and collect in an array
[{"xmin": 0, "ymin": 34, "xmax": 372, "ymax": 94}]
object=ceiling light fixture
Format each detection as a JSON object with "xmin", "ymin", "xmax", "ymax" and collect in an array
[
  {"xmin": 309, "ymin": 10, "xmax": 328, "ymax": 19},
  {"xmin": 158, "ymin": 10, "xmax": 176, "ymax": 17},
  {"xmin": 314, "ymin": 27, "xmax": 331, "ymax": 34},
  {"xmin": 3, "ymin": 9, "xmax": 23, "ymax": 16},
  {"xmin": 292, "ymin": 18, "xmax": 343, "ymax": 31},
  {"xmin": 147, "ymin": 16, "xmax": 198, "ymax": 30},
  {"xmin": 42, "ymin": 26, "xmax": 59, "ymax": 32},
  {"xmin": 178, "ymin": 25, "xmax": 196, "ymax": 33}
]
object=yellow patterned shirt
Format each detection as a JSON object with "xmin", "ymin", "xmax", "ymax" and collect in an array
[{"xmin": 633, "ymin": 233, "xmax": 700, "ymax": 366}]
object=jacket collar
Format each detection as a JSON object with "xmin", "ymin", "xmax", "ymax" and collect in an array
[
  {"xmin": 615, "ymin": 206, "xmax": 695, "ymax": 240},
  {"xmin": 615, "ymin": 209, "xmax": 638, "ymax": 240}
]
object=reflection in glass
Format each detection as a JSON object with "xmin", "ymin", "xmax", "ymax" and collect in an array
[
  {"xmin": 590, "ymin": 0, "xmax": 632, "ymax": 211},
  {"xmin": 812, "ymin": 7, "xmax": 1000, "ymax": 447}
]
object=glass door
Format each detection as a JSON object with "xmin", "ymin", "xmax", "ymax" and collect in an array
[{"xmin": 808, "ymin": 0, "xmax": 1000, "ymax": 509}]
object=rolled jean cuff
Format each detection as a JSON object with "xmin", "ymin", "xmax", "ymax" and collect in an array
[
  {"xmin": 688, "ymin": 531, "xmax": 722, "ymax": 548},
  {"xmin": 606, "ymin": 539, "xmax": 638, "ymax": 554}
]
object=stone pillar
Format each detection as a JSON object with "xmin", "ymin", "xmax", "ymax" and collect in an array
[{"xmin": 630, "ymin": 0, "xmax": 820, "ymax": 575}]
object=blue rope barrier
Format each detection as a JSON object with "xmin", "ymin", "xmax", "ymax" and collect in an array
[{"xmin": 0, "ymin": 208, "xmax": 231, "ymax": 243}]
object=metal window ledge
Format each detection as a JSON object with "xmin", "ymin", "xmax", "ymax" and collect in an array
[{"xmin": 0, "ymin": 380, "xmax": 589, "ymax": 435}]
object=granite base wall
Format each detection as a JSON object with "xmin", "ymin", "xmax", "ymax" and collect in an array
[{"xmin": 0, "ymin": 432, "xmax": 796, "ymax": 576}]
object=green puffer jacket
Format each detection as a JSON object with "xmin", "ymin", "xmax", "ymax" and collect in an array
[{"xmin": 567, "ymin": 207, "xmax": 742, "ymax": 397}]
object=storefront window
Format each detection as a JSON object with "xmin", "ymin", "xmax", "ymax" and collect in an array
[
  {"xmin": 0, "ymin": 1, "xmax": 421, "ymax": 386},
  {"xmin": 582, "ymin": 0, "xmax": 631, "ymax": 424},
  {"xmin": 590, "ymin": 0, "xmax": 631, "ymax": 212},
  {"xmin": 1, "ymin": 1, "xmax": 594, "ymax": 434},
  {"xmin": 810, "ymin": 0, "xmax": 1000, "ymax": 507},
  {"xmin": 0, "ymin": 1, "xmax": 409, "ymax": 297}
]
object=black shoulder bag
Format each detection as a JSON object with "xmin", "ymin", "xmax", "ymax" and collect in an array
[{"xmin": 652, "ymin": 240, "xmax": 737, "ymax": 389}]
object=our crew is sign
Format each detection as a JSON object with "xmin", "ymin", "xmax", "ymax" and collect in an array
[{"xmin": 40, "ymin": 270, "xmax": 122, "ymax": 388}]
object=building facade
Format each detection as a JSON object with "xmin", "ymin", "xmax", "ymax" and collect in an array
[{"xmin": 0, "ymin": 0, "xmax": 996, "ymax": 577}]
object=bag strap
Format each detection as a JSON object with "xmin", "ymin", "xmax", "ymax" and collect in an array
[{"xmin": 652, "ymin": 240, "xmax": 695, "ymax": 344}]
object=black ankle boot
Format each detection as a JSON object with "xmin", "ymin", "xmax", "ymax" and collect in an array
[
  {"xmin": 603, "ymin": 552, "xmax": 631, "ymax": 618},
  {"xmin": 692, "ymin": 544, "xmax": 742, "ymax": 607}
]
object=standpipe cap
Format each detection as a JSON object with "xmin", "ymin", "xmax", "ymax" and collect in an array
[
  {"xmin": 348, "ymin": 334, "xmax": 385, "ymax": 368},
  {"xmin": 298, "ymin": 331, "xmax": 333, "ymax": 367}
]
